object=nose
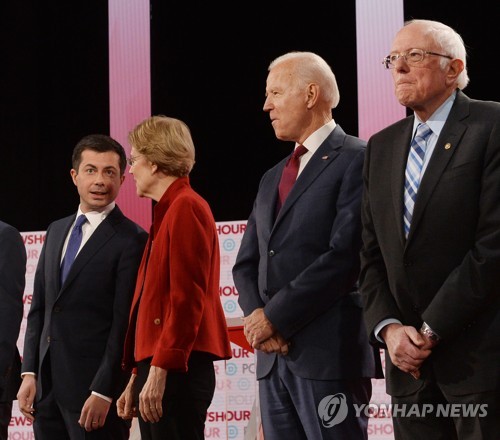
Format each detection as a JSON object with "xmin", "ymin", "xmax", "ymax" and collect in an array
[
  {"xmin": 393, "ymin": 55, "xmax": 409, "ymax": 71},
  {"xmin": 93, "ymin": 171, "xmax": 106, "ymax": 184},
  {"xmin": 263, "ymin": 97, "xmax": 272, "ymax": 112}
]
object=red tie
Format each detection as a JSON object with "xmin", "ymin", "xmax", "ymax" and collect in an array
[{"xmin": 277, "ymin": 145, "xmax": 308, "ymax": 212}]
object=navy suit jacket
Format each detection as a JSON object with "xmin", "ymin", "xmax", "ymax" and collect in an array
[
  {"xmin": 233, "ymin": 125, "xmax": 383, "ymax": 381},
  {"xmin": 0, "ymin": 221, "xmax": 26, "ymax": 402},
  {"xmin": 22, "ymin": 206, "xmax": 148, "ymax": 411},
  {"xmin": 361, "ymin": 91, "xmax": 500, "ymax": 396}
]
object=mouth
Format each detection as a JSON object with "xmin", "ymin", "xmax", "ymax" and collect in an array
[{"xmin": 90, "ymin": 191, "xmax": 107, "ymax": 197}]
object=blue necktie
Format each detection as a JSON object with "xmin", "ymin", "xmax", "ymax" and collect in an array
[
  {"xmin": 61, "ymin": 214, "xmax": 87, "ymax": 283},
  {"xmin": 403, "ymin": 123, "xmax": 432, "ymax": 237}
]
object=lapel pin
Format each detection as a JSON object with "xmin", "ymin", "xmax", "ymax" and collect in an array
[
  {"xmin": 322, "ymin": 155, "xmax": 329, "ymax": 160},
  {"xmin": 444, "ymin": 143, "xmax": 452, "ymax": 150}
]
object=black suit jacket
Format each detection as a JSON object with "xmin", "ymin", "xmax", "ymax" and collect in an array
[
  {"xmin": 233, "ymin": 125, "xmax": 383, "ymax": 381},
  {"xmin": 22, "ymin": 206, "xmax": 148, "ymax": 411},
  {"xmin": 360, "ymin": 91, "xmax": 500, "ymax": 396},
  {"xmin": 0, "ymin": 221, "xmax": 26, "ymax": 402}
]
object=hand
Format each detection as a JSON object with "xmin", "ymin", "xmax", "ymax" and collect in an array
[
  {"xmin": 243, "ymin": 308, "xmax": 275, "ymax": 348},
  {"xmin": 78, "ymin": 394, "xmax": 111, "ymax": 431},
  {"xmin": 139, "ymin": 366, "xmax": 167, "ymax": 423},
  {"xmin": 381, "ymin": 323, "xmax": 431, "ymax": 379},
  {"xmin": 17, "ymin": 375, "xmax": 36, "ymax": 421},
  {"xmin": 255, "ymin": 334, "xmax": 290, "ymax": 355},
  {"xmin": 117, "ymin": 374, "xmax": 137, "ymax": 420}
]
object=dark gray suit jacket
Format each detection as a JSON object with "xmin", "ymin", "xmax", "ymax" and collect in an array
[
  {"xmin": 0, "ymin": 221, "xmax": 26, "ymax": 402},
  {"xmin": 360, "ymin": 91, "xmax": 500, "ymax": 396},
  {"xmin": 233, "ymin": 125, "xmax": 383, "ymax": 381},
  {"xmin": 22, "ymin": 206, "xmax": 147, "ymax": 411}
]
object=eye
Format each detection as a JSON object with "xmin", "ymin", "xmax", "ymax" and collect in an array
[
  {"xmin": 85, "ymin": 168, "xmax": 96, "ymax": 174},
  {"xmin": 389, "ymin": 54, "xmax": 399, "ymax": 63},
  {"xmin": 407, "ymin": 50, "xmax": 422, "ymax": 61},
  {"xmin": 105, "ymin": 169, "xmax": 116, "ymax": 177}
]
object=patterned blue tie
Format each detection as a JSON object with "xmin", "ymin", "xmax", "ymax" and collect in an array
[
  {"xmin": 61, "ymin": 214, "xmax": 87, "ymax": 283},
  {"xmin": 403, "ymin": 123, "xmax": 432, "ymax": 237}
]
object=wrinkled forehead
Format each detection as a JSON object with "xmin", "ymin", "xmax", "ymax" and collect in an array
[
  {"xmin": 391, "ymin": 23, "xmax": 435, "ymax": 52},
  {"xmin": 266, "ymin": 63, "xmax": 295, "ymax": 89}
]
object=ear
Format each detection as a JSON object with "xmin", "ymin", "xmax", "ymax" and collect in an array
[
  {"xmin": 150, "ymin": 162, "xmax": 158, "ymax": 175},
  {"xmin": 446, "ymin": 58, "xmax": 464, "ymax": 86},
  {"xmin": 119, "ymin": 174, "xmax": 125, "ymax": 185},
  {"xmin": 70, "ymin": 169, "xmax": 78, "ymax": 186},
  {"xmin": 305, "ymin": 83, "xmax": 320, "ymax": 109}
]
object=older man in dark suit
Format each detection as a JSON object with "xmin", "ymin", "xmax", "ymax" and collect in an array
[
  {"xmin": 0, "ymin": 221, "xmax": 26, "ymax": 440},
  {"xmin": 360, "ymin": 19, "xmax": 500, "ymax": 440},
  {"xmin": 17, "ymin": 134, "xmax": 148, "ymax": 439},
  {"xmin": 233, "ymin": 51, "xmax": 382, "ymax": 440}
]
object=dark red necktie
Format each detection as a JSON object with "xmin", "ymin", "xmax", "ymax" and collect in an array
[{"xmin": 277, "ymin": 145, "xmax": 308, "ymax": 212}]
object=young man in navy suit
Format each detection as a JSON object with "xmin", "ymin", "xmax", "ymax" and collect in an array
[
  {"xmin": 233, "ymin": 51, "xmax": 382, "ymax": 440},
  {"xmin": 17, "ymin": 134, "xmax": 148, "ymax": 439}
]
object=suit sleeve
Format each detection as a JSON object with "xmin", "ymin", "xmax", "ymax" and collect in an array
[
  {"xmin": 22, "ymin": 227, "xmax": 51, "ymax": 375},
  {"xmin": 150, "ymin": 199, "xmax": 219, "ymax": 370},
  {"xmin": 0, "ymin": 225, "xmax": 26, "ymax": 393},
  {"xmin": 89, "ymin": 229, "xmax": 147, "ymax": 398},
  {"xmin": 232, "ymin": 196, "xmax": 266, "ymax": 316},
  {"xmin": 359, "ymin": 139, "xmax": 404, "ymax": 345}
]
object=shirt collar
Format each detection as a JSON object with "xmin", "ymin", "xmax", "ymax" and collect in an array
[
  {"xmin": 413, "ymin": 91, "xmax": 456, "ymax": 137},
  {"xmin": 297, "ymin": 119, "xmax": 337, "ymax": 155},
  {"xmin": 76, "ymin": 201, "xmax": 115, "ymax": 229}
]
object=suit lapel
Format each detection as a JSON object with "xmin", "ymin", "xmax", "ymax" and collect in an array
[
  {"xmin": 391, "ymin": 121, "xmax": 415, "ymax": 245},
  {"xmin": 59, "ymin": 206, "xmax": 124, "ymax": 293},
  {"xmin": 273, "ymin": 129, "xmax": 341, "ymax": 228},
  {"xmin": 50, "ymin": 217, "xmax": 74, "ymax": 292},
  {"xmin": 263, "ymin": 165, "xmax": 285, "ymax": 233},
  {"xmin": 408, "ymin": 94, "xmax": 469, "ymax": 241}
]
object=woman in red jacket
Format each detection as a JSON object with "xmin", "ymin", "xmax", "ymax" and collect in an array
[{"xmin": 116, "ymin": 115, "xmax": 232, "ymax": 440}]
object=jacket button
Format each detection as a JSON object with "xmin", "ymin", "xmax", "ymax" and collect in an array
[
  {"xmin": 154, "ymin": 318, "xmax": 161, "ymax": 325},
  {"xmin": 54, "ymin": 306, "xmax": 61, "ymax": 313},
  {"xmin": 268, "ymin": 250, "xmax": 275, "ymax": 257}
]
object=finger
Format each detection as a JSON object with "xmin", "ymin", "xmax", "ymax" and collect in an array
[
  {"xmin": 20, "ymin": 409, "xmax": 35, "ymax": 421},
  {"xmin": 406, "ymin": 326, "xmax": 425, "ymax": 347}
]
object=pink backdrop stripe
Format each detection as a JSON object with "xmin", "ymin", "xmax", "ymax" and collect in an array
[
  {"xmin": 356, "ymin": 0, "xmax": 406, "ymax": 141},
  {"xmin": 109, "ymin": 0, "xmax": 152, "ymax": 230}
]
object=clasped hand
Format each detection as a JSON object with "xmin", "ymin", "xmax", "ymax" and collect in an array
[
  {"xmin": 382, "ymin": 323, "xmax": 436, "ymax": 379},
  {"xmin": 243, "ymin": 308, "xmax": 289, "ymax": 355}
]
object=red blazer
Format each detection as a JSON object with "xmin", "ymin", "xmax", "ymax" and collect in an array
[{"xmin": 122, "ymin": 177, "xmax": 232, "ymax": 373}]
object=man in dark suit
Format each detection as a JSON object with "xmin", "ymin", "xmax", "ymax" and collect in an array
[
  {"xmin": 232, "ymin": 51, "xmax": 382, "ymax": 440},
  {"xmin": 360, "ymin": 19, "xmax": 500, "ymax": 439},
  {"xmin": 17, "ymin": 134, "xmax": 148, "ymax": 439},
  {"xmin": 0, "ymin": 221, "xmax": 26, "ymax": 440}
]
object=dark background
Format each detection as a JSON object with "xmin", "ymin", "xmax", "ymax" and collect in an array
[{"xmin": 2, "ymin": 1, "xmax": 499, "ymax": 232}]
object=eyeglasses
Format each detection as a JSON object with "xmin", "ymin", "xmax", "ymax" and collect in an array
[
  {"xmin": 382, "ymin": 48, "xmax": 452, "ymax": 69},
  {"xmin": 126, "ymin": 155, "xmax": 141, "ymax": 166}
]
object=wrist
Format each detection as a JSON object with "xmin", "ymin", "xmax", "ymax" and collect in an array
[{"xmin": 420, "ymin": 322, "xmax": 441, "ymax": 345}]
